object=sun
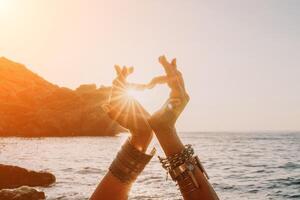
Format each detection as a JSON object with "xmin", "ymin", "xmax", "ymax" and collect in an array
[{"xmin": 126, "ymin": 89, "xmax": 143, "ymax": 101}]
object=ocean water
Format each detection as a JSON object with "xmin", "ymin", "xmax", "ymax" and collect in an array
[{"xmin": 0, "ymin": 132, "xmax": 299, "ymax": 200}]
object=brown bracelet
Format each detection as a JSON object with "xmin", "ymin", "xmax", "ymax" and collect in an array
[
  {"xmin": 159, "ymin": 145, "xmax": 210, "ymax": 195},
  {"xmin": 109, "ymin": 139, "xmax": 155, "ymax": 183}
]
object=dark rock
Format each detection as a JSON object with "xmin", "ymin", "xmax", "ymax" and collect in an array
[
  {"xmin": 0, "ymin": 186, "xmax": 45, "ymax": 200},
  {"xmin": 0, "ymin": 57, "xmax": 125, "ymax": 137},
  {"xmin": 0, "ymin": 164, "xmax": 55, "ymax": 189}
]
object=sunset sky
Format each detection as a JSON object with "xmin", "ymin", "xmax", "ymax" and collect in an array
[{"xmin": 1, "ymin": 0, "xmax": 299, "ymax": 132}]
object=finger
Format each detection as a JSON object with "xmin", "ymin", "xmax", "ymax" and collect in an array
[
  {"xmin": 114, "ymin": 65, "xmax": 122, "ymax": 76},
  {"xmin": 109, "ymin": 89, "xmax": 127, "ymax": 104},
  {"xmin": 157, "ymin": 56, "xmax": 188, "ymax": 97},
  {"xmin": 119, "ymin": 66, "xmax": 133, "ymax": 81},
  {"xmin": 127, "ymin": 83, "xmax": 148, "ymax": 90},
  {"xmin": 128, "ymin": 66, "xmax": 134, "ymax": 75},
  {"xmin": 169, "ymin": 78, "xmax": 187, "ymax": 98},
  {"xmin": 122, "ymin": 66, "xmax": 130, "ymax": 78},
  {"xmin": 114, "ymin": 65, "xmax": 126, "ymax": 84},
  {"xmin": 105, "ymin": 102, "xmax": 127, "ymax": 121},
  {"xmin": 158, "ymin": 55, "xmax": 173, "ymax": 76},
  {"xmin": 111, "ymin": 78, "xmax": 127, "ymax": 104},
  {"xmin": 167, "ymin": 70, "xmax": 189, "ymax": 100},
  {"xmin": 144, "ymin": 76, "xmax": 167, "ymax": 89},
  {"xmin": 151, "ymin": 76, "xmax": 168, "ymax": 84},
  {"xmin": 110, "ymin": 66, "xmax": 135, "ymax": 104},
  {"xmin": 124, "ymin": 66, "xmax": 135, "ymax": 79},
  {"xmin": 112, "ymin": 65, "xmax": 127, "ymax": 91},
  {"xmin": 169, "ymin": 98, "xmax": 181, "ymax": 107},
  {"xmin": 146, "ymin": 82, "xmax": 156, "ymax": 89},
  {"xmin": 112, "ymin": 78, "xmax": 126, "ymax": 96},
  {"xmin": 102, "ymin": 103, "xmax": 124, "ymax": 123},
  {"xmin": 102, "ymin": 103, "xmax": 120, "ymax": 121},
  {"xmin": 171, "ymin": 58, "xmax": 177, "ymax": 69}
]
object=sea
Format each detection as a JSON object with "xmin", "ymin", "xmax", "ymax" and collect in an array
[{"xmin": 1, "ymin": 132, "xmax": 299, "ymax": 200}]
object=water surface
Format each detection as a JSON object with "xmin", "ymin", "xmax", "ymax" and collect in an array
[{"xmin": 1, "ymin": 132, "xmax": 299, "ymax": 200}]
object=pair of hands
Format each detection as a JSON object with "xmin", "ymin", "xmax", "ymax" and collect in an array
[{"xmin": 102, "ymin": 56, "xmax": 189, "ymax": 150}]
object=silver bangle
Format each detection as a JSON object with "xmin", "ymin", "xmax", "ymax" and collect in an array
[{"xmin": 159, "ymin": 145, "xmax": 210, "ymax": 194}]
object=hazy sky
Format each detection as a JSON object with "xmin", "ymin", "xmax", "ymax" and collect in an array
[{"xmin": 1, "ymin": 0, "xmax": 299, "ymax": 132}]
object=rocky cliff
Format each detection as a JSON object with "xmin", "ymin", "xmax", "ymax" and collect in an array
[{"xmin": 0, "ymin": 57, "xmax": 124, "ymax": 136}]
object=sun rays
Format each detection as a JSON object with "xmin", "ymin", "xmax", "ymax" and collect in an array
[{"xmin": 104, "ymin": 80, "xmax": 149, "ymax": 132}]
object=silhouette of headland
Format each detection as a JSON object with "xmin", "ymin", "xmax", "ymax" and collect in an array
[{"xmin": 0, "ymin": 57, "xmax": 125, "ymax": 137}]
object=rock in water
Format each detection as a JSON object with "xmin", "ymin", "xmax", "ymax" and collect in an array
[
  {"xmin": 0, "ymin": 186, "xmax": 45, "ymax": 200},
  {"xmin": 0, "ymin": 164, "xmax": 55, "ymax": 189}
]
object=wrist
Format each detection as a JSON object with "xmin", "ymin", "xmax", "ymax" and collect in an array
[
  {"xmin": 129, "ymin": 132, "xmax": 153, "ymax": 153},
  {"xmin": 148, "ymin": 113, "xmax": 176, "ymax": 135},
  {"xmin": 151, "ymin": 127, "xmax": 185, "ymax": 156},
  {"xmin": 109, "ymin": 139, "xmax": 155, "ymax": 183},
  {"xmin": 152, "ymin": 125, "xmax": 176, "ymax": 136}
]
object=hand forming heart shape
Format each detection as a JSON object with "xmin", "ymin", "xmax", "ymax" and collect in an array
[{"xmin": 102, "ymin": 55, "xmax": 190, "ymax": 135}]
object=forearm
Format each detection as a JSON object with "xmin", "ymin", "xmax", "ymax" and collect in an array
[
  {"xmin": 90, "ymin": 134, "xmax": 154, "ymax": 200},
  {"xmin": 130, "ymin": 133, "xmax": 153, "ymax": 153},
  {"xmin": 90, "ymin": 171, "xmax": 131, "ymax": 200},
  {"xmin": 178, "ymin": 166, "xmax": 219, "ymax": 200},
  {"xmin": 154, "ymin": 127, "xmax": 185, "ymax": 156},
  {"xmin": 153, "ymin": 128, "xmax": 219, "ymax": 200}
]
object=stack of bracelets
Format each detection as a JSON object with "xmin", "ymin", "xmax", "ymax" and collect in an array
[
  {"xmin": 158, "ymin": 144, "xmax": 209, "ymax": 195},
  {"xmin": 109, "ymin": 140, "xmax": 209, "ymax": 196},
  {"xmin": 109, "ymin": 139, "xmax": 156, "ymax": 183}
]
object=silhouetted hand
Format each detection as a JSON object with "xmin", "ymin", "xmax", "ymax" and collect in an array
[
  {"xmin": 102, "ymin": 65, "xmax": 153, "ymax": 151},
  {"xmin": 149, "ymin": 55, "xmax": 190, "ymax": 132}
]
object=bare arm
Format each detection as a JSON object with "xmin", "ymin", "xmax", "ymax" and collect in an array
[
  {"xmin": 90, "ymin": 66, "xmax": 154, "ymax": 200},
  {"xmin": 149, "ymin": 56, "xmax": 219, "ymax": 200},
  {"xmin": 90, "ymin": 136, "xmax": 152, "ymax": 200},
  {"xmin": 153, "ymin": 128, "xmax": 218, "ymax": 200}
]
